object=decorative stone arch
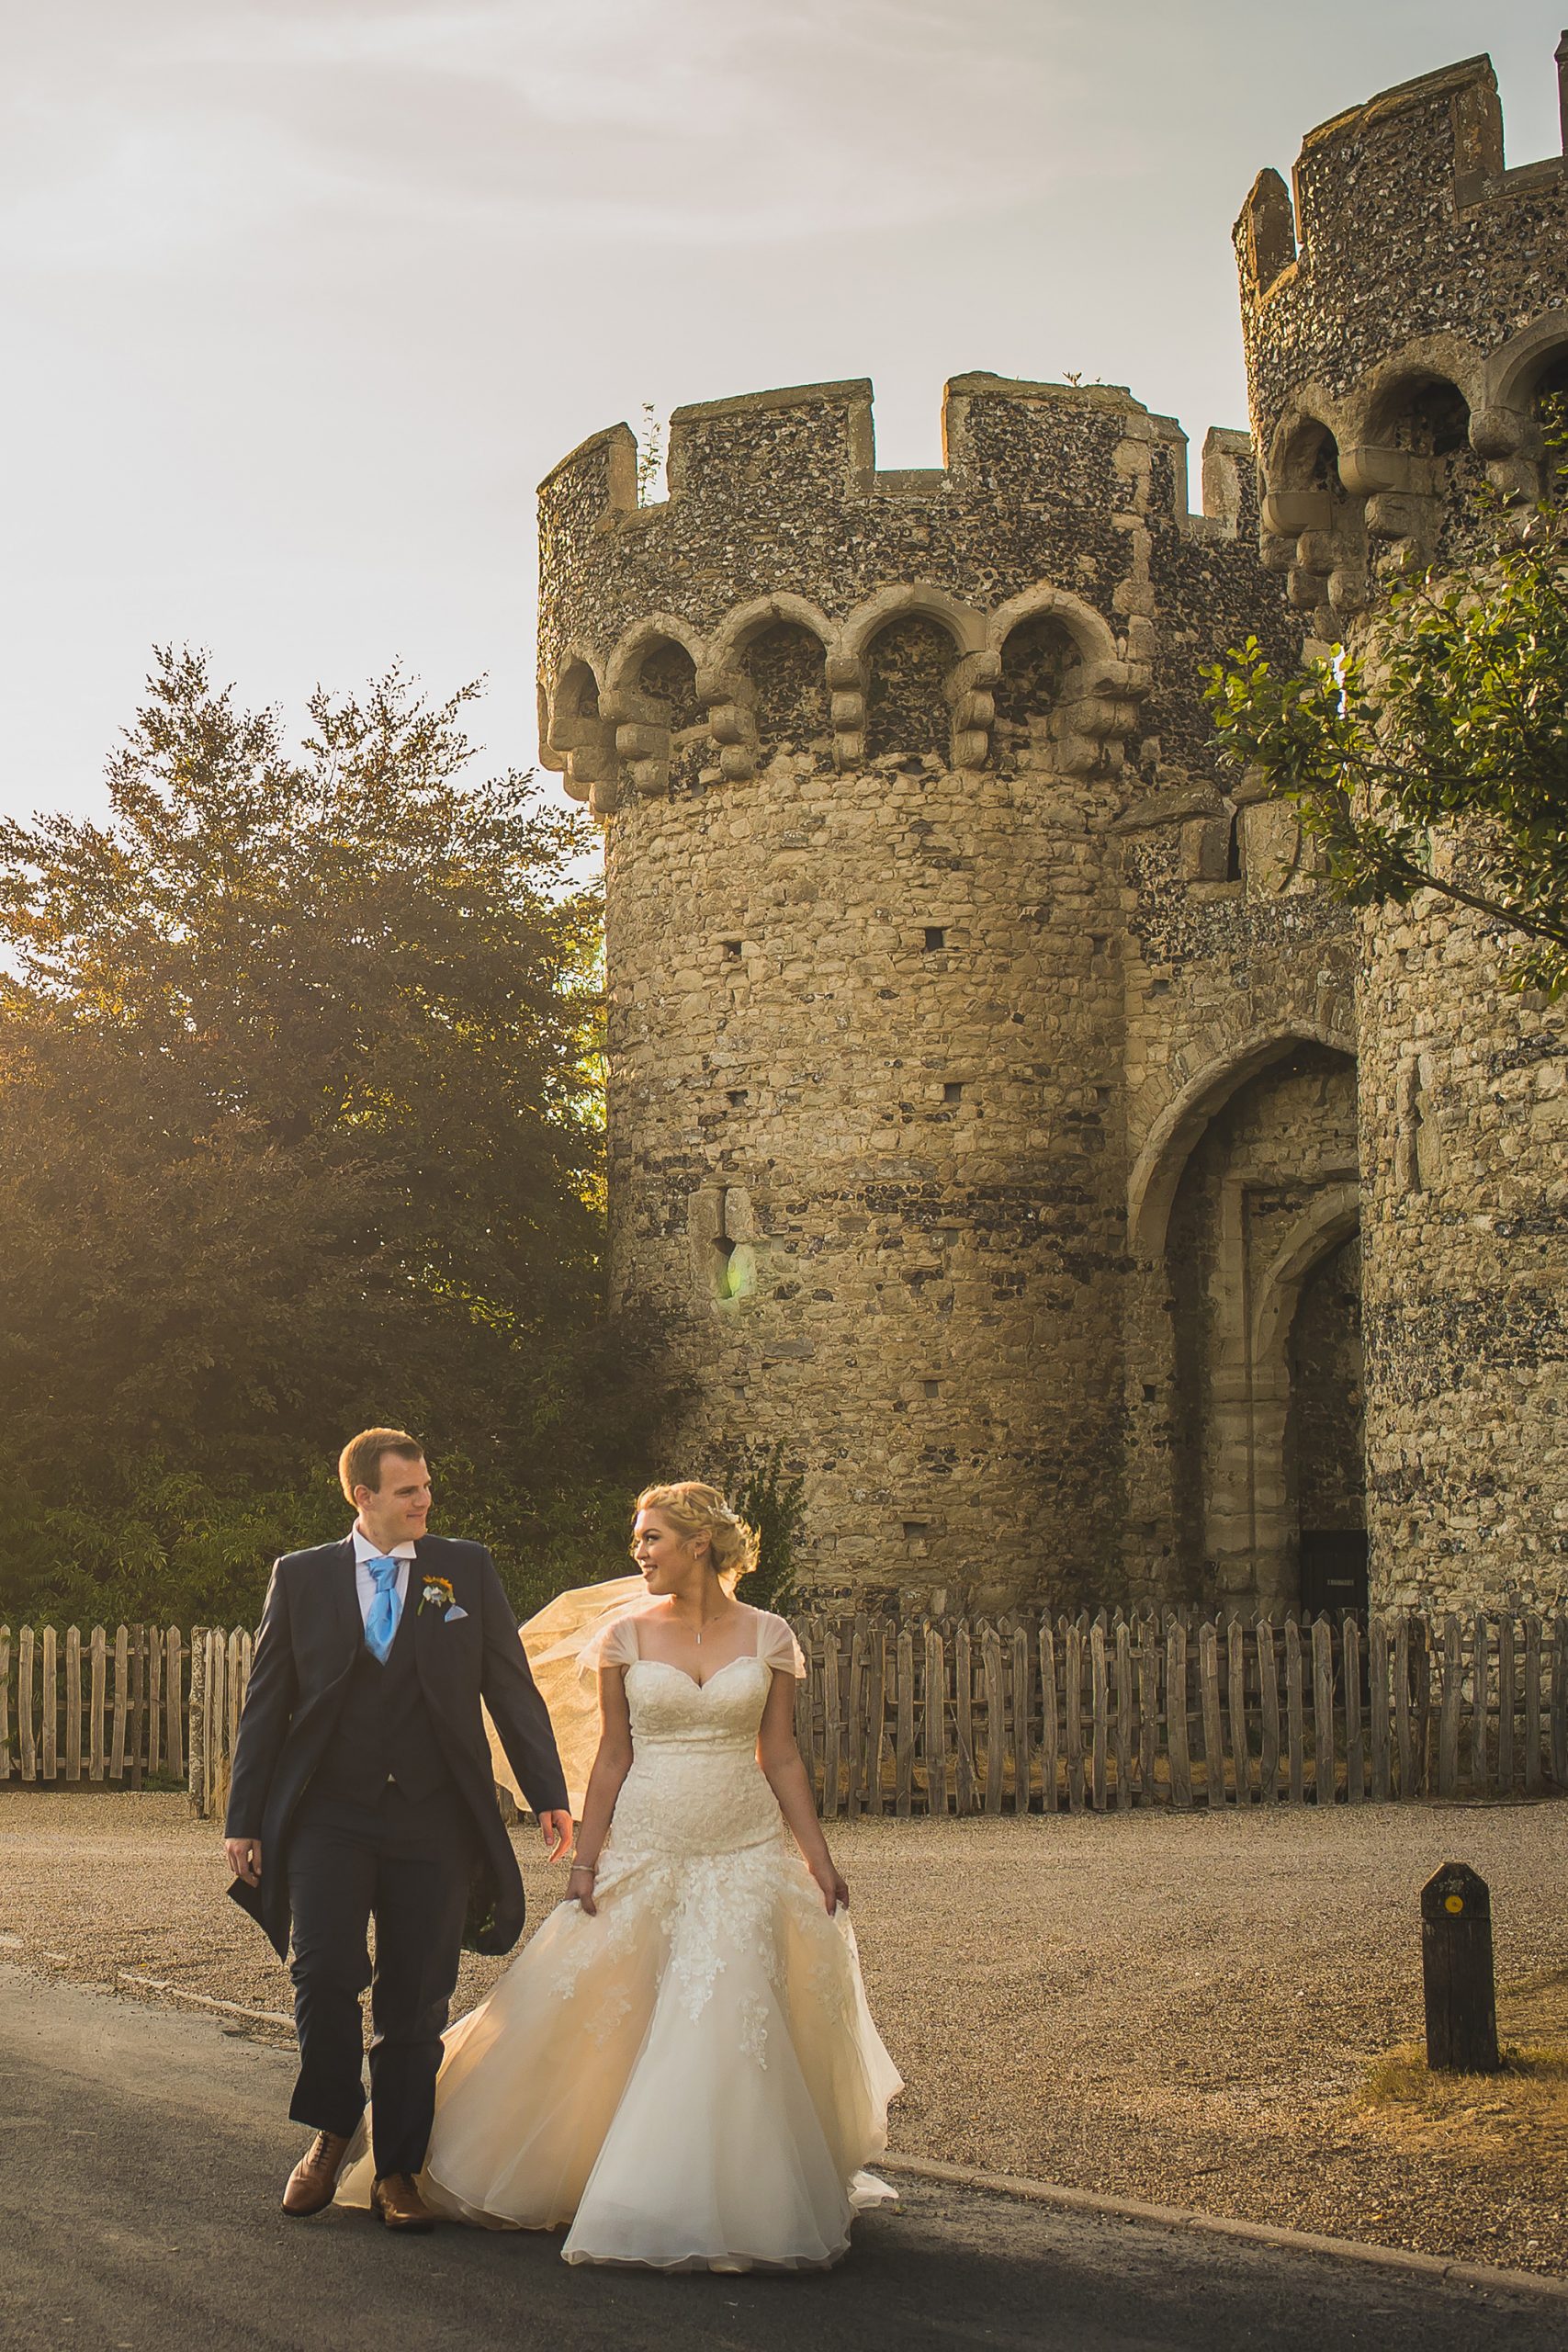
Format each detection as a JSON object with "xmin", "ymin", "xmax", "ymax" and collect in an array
[
  {"xmin": 603, "ymin": 615, "xmax": 712, "ymax": 799},
  {"xmin": 829, "ymin": 585, "xmax": 987, "ymax": 774},
  {"xmin": 1483, "ymin": 312, "xmax": 1568, "ymax": 421},
  {"xmin": 985, "ymin": 582, "xmax": 1118, "ymax": 668},
  {"xmin": 1259, "ymin": 397, "xmax": 1364, "ymax": 627},
  {"xmin": 545, "ymin": 645, "xmax": 617, "ymax": 810},
  {"xmin": 1250, "ymin": 1182, "xmax": 1361, "ymax": 1368},
  {"xmin": 603, "ymin": 611, "xmax": 710, "ymax": 701},
  {"xmin": 837, "ymin": 582, "xmax": 987, "ymax": 664},
  {"xmin": 705, "ymin": 595, "xmax": 835, "ymax": 779},
  {"xmin": 1127, "ymin": 1018, "xmax": 1356, "ymax": 1261},
  {"xmin": 1349, "ymin": 335, "xmax": 1485, "ymax": 452},
  {"xmin": 1474, "ymin": 316, "xmax": 1568, "ymax": 493},
  {"xmin": 709, "ymin": 591, "xmax": 834, "ymax": 671},
  {"xmin": 987, "ymin": 586, "xmax": 1145, "ymax": 779}
]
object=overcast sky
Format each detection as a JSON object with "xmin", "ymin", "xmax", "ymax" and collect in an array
[{"xmin": 3, "ymin": 0, "xmax": 1563, "ymax": 825}]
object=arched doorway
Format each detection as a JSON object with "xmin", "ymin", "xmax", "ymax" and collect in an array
[{"xmin": 1161, "ymin": 1042, "xmax": 1361, "ymax": 1612}]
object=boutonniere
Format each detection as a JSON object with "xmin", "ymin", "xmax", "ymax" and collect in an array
[{"xmin": 418, "ymin": 1574, "xmax": 464, "ymax": 1621}]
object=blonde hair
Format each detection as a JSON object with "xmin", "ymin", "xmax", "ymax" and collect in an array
[{"xmin": 632, "ymin": 1481, "xmax": 760, "ymax": 1593}]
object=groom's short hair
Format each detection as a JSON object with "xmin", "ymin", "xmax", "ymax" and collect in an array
[{"xmin": 339, "ymin": 1428, "xmax": 425, "ymax": 1503}]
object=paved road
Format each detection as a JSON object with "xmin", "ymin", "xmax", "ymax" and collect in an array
[{"xmin": 3, "ymin": 1970, "xmax": 1560, "ymax": 2352}]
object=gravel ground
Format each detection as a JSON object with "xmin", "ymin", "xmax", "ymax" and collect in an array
[{"xmin": 3, "ymin": 1791, "xmax": 1565, "ymax": 2278}]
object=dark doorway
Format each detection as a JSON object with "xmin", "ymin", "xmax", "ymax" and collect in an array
[{"xmin": 1298, "ymin": 1528, "xmax": 1369, "ymax": 1617}]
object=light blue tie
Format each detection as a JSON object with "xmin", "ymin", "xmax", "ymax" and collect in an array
[{"xmin": 364, "ymin": 1556, "xmax": 402, "ymax": 1664}]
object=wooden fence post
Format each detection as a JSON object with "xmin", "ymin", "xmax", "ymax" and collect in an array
[
  {"xmin": 186, "ymin": 1626, "xmax": 207, "ymax": 1815},
  {"xmin": 1437, "ymin": 1615, "xmax": 1462, "ymax": 1800},
  {"xmin": 1257, "ymin": 1619, "xmax": 1280, "ymax": 1804},
  {"xmin": 0, "ymin": 1625, "xmax": 10, "ymax": 1781},
  {"xmin": 1311, "ymin": 1616, "xmax": 1335, "ymax": 1806},
  {"xmin": 1225, "ymin": 1616, "xmax": 1248, "ymax": 1804},
  {"xmin": 40, "ymin": 1625, "xmax": 58, "ymax": 1782},
  {"xmin": 1284, "ymin": 1619, "xmax": 1304, "ymax": 1804},
  {"xmin": 1137, "ymin": 1619, "xmax": 1157, "ymax": 1806},
  {"xmin": 924, "ymin": 1623, "xmax": 948, "ymax": 1816},
  {"xmin": 1012, "ymin": 1619, "xmax": 1033, "ymax": 1815},
  {"xmin": 953, "ymin": 1622, "xmax": 975, "ymax": 1815},
  {"xmin": 1524, "ymin": 1616, "xmax": 1543, "ymax": 1796},
  {"xmin": 1039, "ymin": 1621, "xmax": 1059, "ymax": 1815},
  {"xmin": 1369, "ymin": 1616, "xmax": 1391, "ymax": 1802},
  {"xmin": 89, "ymin": 1626, "xmax": 107, "ymax": 1781},
  {"xmin": 1199, "ymin": 1621, "xmax": 1225, "ymax": 1810},
  {"xmin": 1470, "ymin": 1613, "xmax": 1490, "ymax": 1795},
  {"xmin": 1065, "ymin": 1622, "xmax": 1085, "ymax": 1815},
  {"xmin": 18, "ymin": 1625, "xmax": 36, "ymax": 1782},
  {"xmin": 1498, "ymin": 1616, "xmax": 1517, "ymax": 1792},
  {"xmin": 1113, "ymin": 1620, "xmax": 1133, "ymax": 1811},
  {"xmin": 64, "ymin": 1626, "xmax": 82, "ymax": 1782},
  {"xmin": 130, "ymin": 1625, "xmax": 147, "ymax": 1792},
  {"xmin": 1089, "ymin": 1620, "xmax": 1108, "ymax": 1814},
  {"xmin": 1344, "ymin": 1615, "xmax": 1364, "ymax": 1804},
  {"xmin": 1166, "ymin": 1618, "xmax": 1191, "ymax": 1811},
  {"xmin": 110, "ymin": 1624, "xmax": 130, "ymax": 1781},
  {"xmin": 165, "ymin": 1628, "xmax": 185, "ymax": 1784}
]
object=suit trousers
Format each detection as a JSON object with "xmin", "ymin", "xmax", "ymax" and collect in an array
[{"xmin": 286, "ymin": 1780, "xmax": 479, "ymax": 2179}]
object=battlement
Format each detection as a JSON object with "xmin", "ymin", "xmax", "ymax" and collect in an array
[
  {"xmin": 540, "ymin": 373, "xmax": 1245, "ymax": 539},
  {"xmin": 1234, "ymin": 40, "xmax": 1568, "ymax": 647},
  {"xmin": 537, "ymin": 371, "xmax": 1267, "ymax": 816}
]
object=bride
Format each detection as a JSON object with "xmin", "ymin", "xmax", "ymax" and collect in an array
[{"xmin": 336, "ymin": 1479, "xmax": 901, "ymax": 2269}]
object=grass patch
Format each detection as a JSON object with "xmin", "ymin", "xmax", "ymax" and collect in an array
[{"xmin": 1356, "ymin": 1969, "xmax": 1568, "ymax": 2174}]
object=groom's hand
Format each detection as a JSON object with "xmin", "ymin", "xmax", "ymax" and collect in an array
[
  {"xmin": 538, "ymin": 1810, "xmax": 573, "ymax": 1862},
  {"xmin": 225, "ymin": 1837, "xmax": 263, "ymax": 1887}
]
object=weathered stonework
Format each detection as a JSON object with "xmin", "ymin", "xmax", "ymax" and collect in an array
[
  {"xmin": 539, "ymin": 44, "xmax": 1568, "ymax": 1617},
  {"xmin": 1238, "ymin": 49, "xmax": 1568, "ymax": 1613}
]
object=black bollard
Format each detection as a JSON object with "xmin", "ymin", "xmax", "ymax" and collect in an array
[{"xmin": 1420, "ymin": 1861, "xmax": 1500, "ymax": 2074}]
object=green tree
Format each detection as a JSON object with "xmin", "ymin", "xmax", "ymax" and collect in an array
[
  {"xmin": 0, "ymin": 650, "xmax": 652, "ymax": 1625},
  {"xmin": 1204, "ymin": 449, "xmax": 1568, "ymax": 998}
]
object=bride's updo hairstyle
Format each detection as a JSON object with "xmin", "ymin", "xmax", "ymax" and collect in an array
[{"xmin": 633, "ymin": 1481, "xmax": 760, "ymax": 1594}]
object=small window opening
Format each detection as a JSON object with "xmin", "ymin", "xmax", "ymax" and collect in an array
[
  {"xmin": 943, "ymin": 1081, "xmax": 964, "ymax": 1104},
  {"xmin": 924, "ymin": 926, "xmax": 947, "ymax": 951},
  {"xmin": 922, "ymin": 1378, "xmax": 942, "ymax": 1399},
  {"xmin": 721, "ymin": 939, "xmax": 743, "ymax": 961},
  {"xmin": 1225, "ymin": 814, "xmax": 1243, "ymax": 882},
  {"xmin": 902, "ymin": 1521, "xmax": 930, "ymax": 1543},
  {"xmin": 727, "ymin": 1089, "xmax": 748, "ymax": 1107}
]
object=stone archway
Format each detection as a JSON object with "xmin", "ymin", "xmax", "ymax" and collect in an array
[{"xmin": 1158, "ymin": 1044, "xmax": 1360, "ymax": 1613}]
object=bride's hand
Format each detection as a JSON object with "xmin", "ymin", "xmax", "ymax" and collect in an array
[
  {"xmin": 567, "ymin": 1862, "xmax": 599, "ymax": 1917},
  {"xmin": 810, "ymin": 1857, "xmax": 849, "ymax": 1915}
]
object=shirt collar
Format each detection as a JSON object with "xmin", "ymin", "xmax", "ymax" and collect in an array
[{"xmin": 350, "ymin": 1528, "xmax": 419, "ymax": 1564}]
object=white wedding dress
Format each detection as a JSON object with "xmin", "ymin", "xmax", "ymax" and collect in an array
[{"xmin": 336, "ymin": 1609, "xmax": 901, "ymax": 2269}]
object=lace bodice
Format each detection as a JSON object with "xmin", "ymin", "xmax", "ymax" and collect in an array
[{"xmin": 581, "ymin": 1611, "xmax": 804, "ymax": 1860}]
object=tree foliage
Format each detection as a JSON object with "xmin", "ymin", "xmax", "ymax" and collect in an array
[
  {"xmin": 1204, "ymin": 436, "xmax": 1568, "ymax": 998},
  {"xmin": 0, "ymin": 650, "xmax": 654, "ymax": 1626}
]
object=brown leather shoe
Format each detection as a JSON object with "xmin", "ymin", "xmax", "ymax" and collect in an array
[
  {"xmin": 282, "ymin": 2129, "xmax": 354, "ymax": 2217},
  {"xmin": 371, "ymin": 2172, "xmax": 436, "ymax": 2233}
]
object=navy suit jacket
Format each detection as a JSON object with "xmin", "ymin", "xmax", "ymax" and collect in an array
[{"xmin": 223, "ymin": 1534, "xmax": 569, "ymax": 1959}]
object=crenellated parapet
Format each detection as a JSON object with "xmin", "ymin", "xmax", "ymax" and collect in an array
[
  {"xmin": 537, "ymin": 374, "xmax": 1269, "ymax": 817},
  {"xmin": 1236, "ymin": 48, "xmax": 1568, "ymax": 640}
]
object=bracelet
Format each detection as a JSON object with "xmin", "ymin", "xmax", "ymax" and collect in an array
[{"xmin": 569, "ymin": 1861, "xmax": 597, "ymax": 1877}]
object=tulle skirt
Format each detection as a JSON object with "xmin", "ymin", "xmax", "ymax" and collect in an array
[{"xmin": 336, "ymin": 1829, "xmax": 901, "ymax": 2270}]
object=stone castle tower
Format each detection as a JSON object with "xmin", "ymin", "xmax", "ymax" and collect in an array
[{"xmin": 536, "ymin": 43, "xmax": 1568, "ymax": 1619}]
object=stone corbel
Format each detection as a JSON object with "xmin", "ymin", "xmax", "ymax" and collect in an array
[
  {"xmin": 825, "ymin": 652, "xmax": 867, "ymax": 772},
  {"xmin": 945, "ymin": 650, "xmax": 999, "ymax": 770},
  {"xmin": 695, "ymin": 662, "xmax": 756, "ymax": 783},
  {"xmin": 602, "ymin": 686, "xmax": 671, "ymax": 798},
  {"xmin": 546, "ymin": 695, "xmax": 621, "ymax": 812}
]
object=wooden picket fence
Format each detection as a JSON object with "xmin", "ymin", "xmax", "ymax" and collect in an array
[
  {"xmin": 790, "ymin": 1609, "xmax": 1568, "ymax": 1817},
  {"xmin": 4, "ymin": 1611, "xmax": 1566, "ymax": 1819}
]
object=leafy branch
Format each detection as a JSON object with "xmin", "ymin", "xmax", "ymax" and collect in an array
[{"xmin": 1203, "ymin": 415, "xmax": 1568, "ymax": 997}]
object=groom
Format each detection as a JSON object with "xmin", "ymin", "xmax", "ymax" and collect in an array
[{"xmin": 223, "ymin": 1429, "xmax": 572, "ymax": 2231}]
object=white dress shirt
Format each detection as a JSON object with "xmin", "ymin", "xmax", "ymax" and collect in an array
[{"xmin": 350, "ymin": 1527, "xmax": 416, "ymax": 1629}]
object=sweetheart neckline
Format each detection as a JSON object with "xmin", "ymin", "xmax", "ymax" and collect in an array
[{"xmin": 626, "ymin": 1654, "xmax": 766, "ymax": 1693}]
